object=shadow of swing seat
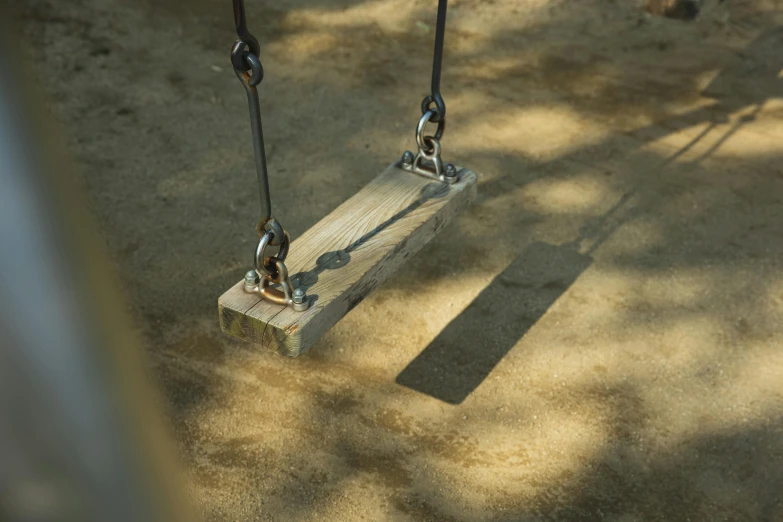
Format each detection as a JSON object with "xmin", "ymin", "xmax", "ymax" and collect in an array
[{"xmin": 397, "ymin": 241, "xmax": 593, "ymax": 404}]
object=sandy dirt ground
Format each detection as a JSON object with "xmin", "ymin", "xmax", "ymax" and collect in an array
[{"xmin": 11, "ymin": 0, "xmax": 783, "ymax": 520}]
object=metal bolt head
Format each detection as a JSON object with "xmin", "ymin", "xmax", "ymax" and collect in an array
[
  {"xmin": 291, "ymin": 287, "xmax": 309, "ymax": 311},
  {"xmin": 245, "ymin": 270, "xmax": 259, "ymax": 285},
  {"xmin": 445, "ymin": 163, "xmax": 457, "ymax": 178},
  {"xmin": 243, "ymin": 270, "xmax": 260, "ymax": 293},
  {"xmin": 401, "ymin": 150, "xmax": 414, "ymax": 166}
]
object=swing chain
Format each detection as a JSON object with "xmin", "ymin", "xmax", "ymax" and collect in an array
[
  {"xmin": 231, "ymin": 0, "xmax": 276, "ymax": 234},
  {"xmin": 421, "ymin": 0, "xmax": 448, "ymax": 123},
  {"xmin": 231, "ymin": 0, "xmax": 308, "ymax": 311},
  {"xmin": 400, "ymin": 0, "xmax": 457, "ymax": 184}
]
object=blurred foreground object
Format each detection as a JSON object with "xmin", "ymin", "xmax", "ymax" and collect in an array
[{"xmin": 0, "ymin": 13, "xmax": 193, "ymax": 522}]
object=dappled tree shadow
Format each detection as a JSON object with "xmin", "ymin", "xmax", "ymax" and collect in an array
[{"xmin": 12, "ymin": 0, "xmax": 783, "ymax": 519}]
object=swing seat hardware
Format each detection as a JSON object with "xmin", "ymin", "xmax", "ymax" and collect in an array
[
  {"xmin": 243, "ymin": 262, "xmax": 310, "ymax": 313},
  {"xmin": 246, "ymin": 229, "xmax": 309, "ymax": 312},
  {"xmin": 400, "ymin": 147, "xmax": 458, "ymax": 185},
  {"xmin": 399, "ymin": 109, "xmax": 457, "ymax": 184},
  {"xmin": 219, "ymin": 161, "xmax": 478, "ymax": 357},
  {"xmin": 254, "ymin": 228, "xmax": 290, "ymax": 269}
]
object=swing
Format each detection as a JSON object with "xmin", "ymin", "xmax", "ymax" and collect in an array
[{"xmin": 218, "ymin": 0, "xmax": 478, "ymax": 357}]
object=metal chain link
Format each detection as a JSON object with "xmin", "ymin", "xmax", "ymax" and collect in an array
[
  {"xmin": 420, "ymin": 0, "xmax": 448, "ymax": 124},
  {"xmin": 231, "ymin": 0, "xmax": 284, "ymax": 244},
  {"xmin": 231, "ymin": 0, "xmax": 260, "ymax": 71}
]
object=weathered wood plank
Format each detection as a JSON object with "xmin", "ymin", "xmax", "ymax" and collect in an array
[{"xmin": 219, "ymin": 162, "xmax": 478, "ymax": 357}]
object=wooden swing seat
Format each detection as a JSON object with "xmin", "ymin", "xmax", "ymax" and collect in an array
[{"xmin": 218, "ymin": 161, "xmax": 478, "ymax": 357}]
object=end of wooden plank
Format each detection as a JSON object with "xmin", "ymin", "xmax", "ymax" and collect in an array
[
  {"xmin": 218, "ymin": 283, "xmax": 304, "ymax": 357},
  {"xmin": 218, "ymin": 162, "xmax": 478, "ymax": 357}
]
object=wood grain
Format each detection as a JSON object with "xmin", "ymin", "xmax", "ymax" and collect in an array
[{"xmin": 218, "ymin": 162, "xmax": 478, "ymax": 357}]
